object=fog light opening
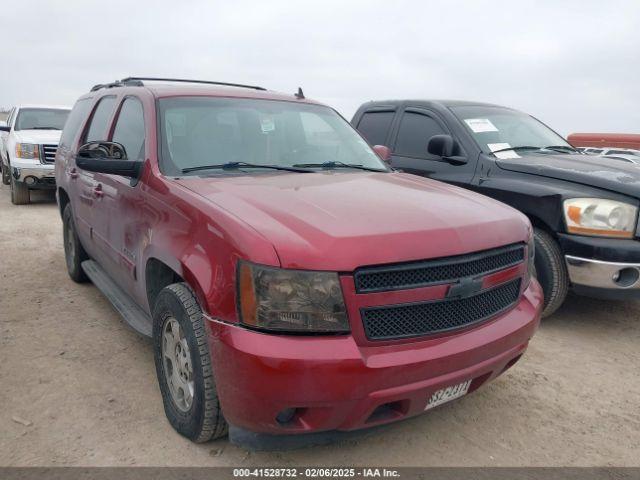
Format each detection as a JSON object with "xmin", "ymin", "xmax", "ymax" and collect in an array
[
  {"xmin": 24, "ymin": 176, "xmax": 37, "ymax": 186},
  {"xmin": 275, "ymin": 407, "xmax": 298, "ymax": 425},
  {"xmin": 613, "ymin": 267, "xmax": 639, "ymax": 288}
]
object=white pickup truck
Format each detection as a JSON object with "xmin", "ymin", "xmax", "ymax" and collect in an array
[{"xmin": 0, "ymin": 105, "xmax": 70, "ymax": 204}]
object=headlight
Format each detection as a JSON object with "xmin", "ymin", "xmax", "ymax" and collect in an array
[
  {"xmin": 15, "ymin": 143, "xmax": 40, "ymax": 159},
  {"xmin": 238, "ymin": 261, "xmax": 350, "ymax": 333},
  {"xmin": 563, "ymin": 198, "xmax": 637, "ymax": 239}
]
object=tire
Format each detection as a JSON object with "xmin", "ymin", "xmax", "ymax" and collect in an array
[
  {"xmin": 62, "ymin": 204, "xmax": 89, "ymax": 282},
  {"xmin": 1, "ymin": 161, "xmax": 9, "ymax": 185},
  {"xmin": 10, "ymin": 175, "xmax": 29, "ymax": 205},
  {"xmin": 153, "ymin": 283, "xmax": 227, "ymax": 442},
  {"xmin": 533, "ymin": 228, "xmax": 569, "ymax": 318}
]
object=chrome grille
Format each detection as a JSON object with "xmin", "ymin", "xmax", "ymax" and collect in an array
[
  {"xmin": 354, "ymin": 243, "xmax": 525, "ymax": 293},
  {"xmin": 41, "ymin": 144, "xmax": 58, "ymax": 164}
]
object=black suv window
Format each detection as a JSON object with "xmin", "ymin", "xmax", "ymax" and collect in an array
[
  {"xmin": 85, "ymin": 96, "xmax": 117, "ymax": 142},
  {"xmin": 357, "ymin": 111, "xmax": 394, "ymax": 146},
  {"xmin": 112, "ymin": 98, "xmax": 145, "ymax": 161},
  {"xmin": 60, "ymin": 99, "xmax": 91, "ymax": 149},
  {"xmin": 395, "ymin": 111, "xmax": 447, "ymax": 158}
]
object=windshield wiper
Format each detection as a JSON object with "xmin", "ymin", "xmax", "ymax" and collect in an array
[
  {"xmin": 490, "ymin": 146, "xmax": 542, "ymax": 154},
  {"xmin": 30, "ymin": 127, "xmax": 61, "ymax": 130},
  {"xmin": 292, "ymin": 161, "xmax": 386, "ymax": 172},
  {"xmin": 181, "ymin": 161, "xmax": 313, "ymax": 174},
  {"xmin": 490, "ymin": 145, "xmax": 578, "ymax": 156},
  {"xmin": 542, "ymin": 145, "xmax": 578, "ymax": 154}
]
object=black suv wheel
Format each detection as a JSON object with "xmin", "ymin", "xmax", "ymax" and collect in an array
[{"xmin": 533, "ymin": 228, "xmax": 569, "ymax": 317}]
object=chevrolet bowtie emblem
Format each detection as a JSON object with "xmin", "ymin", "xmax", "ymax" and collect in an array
[{"xmin": 447, "ymin": 276, "xmax": 484, "ymax": 299}]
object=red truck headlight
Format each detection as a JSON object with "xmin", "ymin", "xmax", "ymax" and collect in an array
[{"xmin": 238, "ymin": 261, "xmax": 350, "ymax": 333}]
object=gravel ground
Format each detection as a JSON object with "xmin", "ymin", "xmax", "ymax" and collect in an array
[{"xmin": 0, "ymin": 184, "xmax": 639, "ymax": 467}]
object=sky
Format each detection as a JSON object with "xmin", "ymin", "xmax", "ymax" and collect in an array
[{"xmin": 1, "ymin": 0, "xmax": 639, "ymax": 136}]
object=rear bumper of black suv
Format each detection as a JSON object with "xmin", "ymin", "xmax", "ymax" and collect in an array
[{"xmin": 559, "ymin": 233, "xmax": 640, "ymax": 300}]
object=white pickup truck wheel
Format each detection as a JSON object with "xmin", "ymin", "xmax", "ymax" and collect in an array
[
  {"xmin": 1, "ymin": 162, "xmax": 9, "ymax": 185},
  {"xmin": 10, "ymin": 175, "xmax": 29, "ymax": 205}
]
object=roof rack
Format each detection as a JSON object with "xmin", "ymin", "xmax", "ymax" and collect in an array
[
  {"xmin": 90, "ymin": 79, "xmax": 143, "ymax": 92},
  {"xmin": 90, "ymin": 77, "xmax": 267, "ymax": 92}
]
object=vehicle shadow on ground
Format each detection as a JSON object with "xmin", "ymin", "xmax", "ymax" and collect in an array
[
  {"xmin": 0, "ymin": 184, "xmax": 56, "ymax": 204},
  {"xmin": 544, "ymin": 291, "xmax": 640, "ymax": 333}
]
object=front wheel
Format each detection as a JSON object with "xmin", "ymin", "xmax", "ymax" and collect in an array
[
  {"xmin": 62, "ymin": 204, "xmax": 89, "ymax": 282},
  {"xmin": 153, "ymin": 283, "xmax": 227, "ymax": 442},
  {"xmin": 10, "ymin": 175, "xmax": 29, "ymax": 205},
  {"xmin": 533, "ymin": 228, "xmax": 569, "ymax": 318},
  {"xmin": 1, "ymin": 161, "xmax": 10, "ymax": 185}
]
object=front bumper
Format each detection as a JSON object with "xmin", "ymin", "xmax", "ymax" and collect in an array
[
  {"xmin": 559, "ymin": 233, "xmax": 640, "ymax": 300},
  {"xmin": 206, "ymin": 280, "xmax": 542, "ymax": 446},
  {"xmin": 11, "ymin": 161, "xmax": 56, "ymax": 188}
]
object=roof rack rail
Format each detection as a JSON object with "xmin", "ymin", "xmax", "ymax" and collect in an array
[
  {"xmin": 121, "ymin": 77, "xmax": 267, "ymax": 91},
  {"xmin": 90, "ymin": 78, "xmax": 144, "ymax": 92}
]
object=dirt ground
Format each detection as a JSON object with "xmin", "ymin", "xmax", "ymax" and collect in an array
[{"xmin": 0, "ymin": 184, "xmax": 639, "ymax": 467}]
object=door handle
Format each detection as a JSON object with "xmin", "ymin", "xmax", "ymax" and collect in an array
[
  {"xmin": 93, "ymin": 184, "xmax": 104, "ymax": 198},
  {"xmin": 69, "ymin": 168, "xmax": 78, "ymax": 179}
]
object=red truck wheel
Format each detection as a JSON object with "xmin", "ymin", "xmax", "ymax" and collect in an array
[
  {"xmin": 62, "ymin": 205, "xmax": 89, "ymax": 283},
  {"xmin": 152, "ymin": 283, "xmax": 228, "ymax": 442}
]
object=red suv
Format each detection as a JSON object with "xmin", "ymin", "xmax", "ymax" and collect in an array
[{"xmin": 55, "ymin": 77, "xmax": 542, "ymax": 449}]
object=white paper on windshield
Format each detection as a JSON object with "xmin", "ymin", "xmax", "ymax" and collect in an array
[
  {"xmin": 488, "ymin": 142, "xmax": 521, "ymax": 159},
  {"xmin": 260, "ymin": 115, "xmax": 276, "ymax": 133},
  {"xmin": 464, "ymin": 118, "xmax": 498, "ymax": 133}
]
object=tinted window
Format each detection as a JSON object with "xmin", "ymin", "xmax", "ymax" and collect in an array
[
  {"xmin": 85, "ymin": 96, "xmax": 117, "ymax": 142},
  {"xmin": 158, "ymin": 97, "xmax": 386, "ymax": 176},
  {"xmin": 357, "ymin": 111, "xmax": 394, "ymax": 146},
  {"xmin": 112, "ymin": 98, "xmax": 145, "ymax": 160},
  {"xmin": 60, "ymin": 99, "xmax": 92, "ymax": 148},
  {"xmin": 15, "ymin": 108, "xmax": 69, "ymax": 131},
  {"xmin": 395, "ymin": 112, "xmax": 446, "ymax": 157}
]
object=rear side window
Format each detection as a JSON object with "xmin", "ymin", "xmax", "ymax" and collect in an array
[
  {"xmin": 395, "ymin": 112, "xmax": 447, "ymax": 158},
  {"xmin": 60, "ymin": 99, "xmax": 92, "ymax": 148},
  {"xmin": 112, "ymin": 98, "xmax": 145, "ymax": 160},
  {"xmin": 85, "ymin": 96, "xmax": 117, "ymax": 142},
  {"xmin": 357, "ymin": 111, "xmax": 394, "ymax": 146}
]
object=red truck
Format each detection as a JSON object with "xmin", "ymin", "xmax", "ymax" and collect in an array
[
  {"xmin": 568, "ymin": 132, "xmax": 640, "ymax": 150},
  {"xmin": 55, "ymin": 77, "xmax": 542, "ymax": 449}
]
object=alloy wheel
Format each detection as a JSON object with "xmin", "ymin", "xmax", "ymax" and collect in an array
[{"xmin": 162, "ymin": 317, "xmax": 194, "ymax": 412}]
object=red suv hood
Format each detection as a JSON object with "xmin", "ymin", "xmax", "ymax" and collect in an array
[{"xmin": 176, "ymin": 172, "xmax": 529, "ymax": 271}]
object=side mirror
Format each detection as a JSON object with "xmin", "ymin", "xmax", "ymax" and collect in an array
[
  {"xmin": 76, "ymin": 141, "xmax": 142, "ymax": 178},
  {"xmin": 427, "ymin": 134, "xmax": 467, "ymax": 165},
  {"xmin": 372, "ymin": 145, "xmax": 392, "ymax": 163}
]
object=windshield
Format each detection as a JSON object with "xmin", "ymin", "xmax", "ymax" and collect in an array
[
  {"xmin": 15, "ymin": 108, "xmax": 70, "ymax": 131},
  {"xmin": 158, "ymin": 97, "xmax": 388, "ymax": 175},
  {"xmin": 451, "ymin": 106, "xmax": 572, "ymax": 157}
]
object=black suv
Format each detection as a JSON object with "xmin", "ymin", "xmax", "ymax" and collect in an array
[{"xmin": 353, "ymin": 100, "xmax": 640, "ymax": 316}]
